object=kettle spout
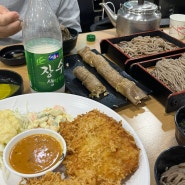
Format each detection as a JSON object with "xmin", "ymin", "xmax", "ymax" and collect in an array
[{"xmin": 99, "ymin": 3, "xmax": 117, "ymax": 27}]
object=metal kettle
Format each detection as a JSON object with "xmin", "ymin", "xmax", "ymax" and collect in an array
[{"xmin": 100, "ymin": 0, "xmax": 161, "ymax": 36}]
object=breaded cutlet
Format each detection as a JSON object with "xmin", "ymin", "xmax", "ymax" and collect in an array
[{"xmin": 60, "ymin": 109, "xmax": 140, "ymax": 185}]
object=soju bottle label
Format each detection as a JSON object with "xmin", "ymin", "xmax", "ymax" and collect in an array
[{"xmin": 25, "ymin": 48, "xmax": 64, "ymax": 92}]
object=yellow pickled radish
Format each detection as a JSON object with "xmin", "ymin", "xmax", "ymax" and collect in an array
[{"xmin": 0, "ymin": 84, "xmax": 20, "ymax": 100}]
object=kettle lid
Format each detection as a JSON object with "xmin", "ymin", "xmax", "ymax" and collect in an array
[{"xmin": 124, "ymin": 0, "xmax": 158, "ymax": 13}]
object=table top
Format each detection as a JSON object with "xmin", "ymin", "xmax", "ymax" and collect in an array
[{"xmin": 0, "ymin": 28, "xmax": 180, "ymax": 185}]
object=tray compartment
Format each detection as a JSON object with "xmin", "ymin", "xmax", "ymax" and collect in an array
[
  {"xmin": 100, "ymin": 30, "xmax": 185, "ymax": 73},
  {"xmin": 130, "ymin": 53, "xmax": 185, "ymax": 113}
]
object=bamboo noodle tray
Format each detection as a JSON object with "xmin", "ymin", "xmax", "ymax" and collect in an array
[
  {"xmin": 100, "ymin": 30, "xmax": 185, "ymax": 73},
  {"xmin": 130, "ymin": 53, "xmax": 185, "ymax": 113}
]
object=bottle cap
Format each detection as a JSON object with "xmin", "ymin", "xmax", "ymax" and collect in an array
[{"xmin": 87, "ymin": 34, "xmax": 96, "ymax": 42}]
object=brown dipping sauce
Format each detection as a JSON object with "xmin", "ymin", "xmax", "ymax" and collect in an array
[{"xmin": 9, "ymin": 134, "xmax": 62, "ymax": 174}]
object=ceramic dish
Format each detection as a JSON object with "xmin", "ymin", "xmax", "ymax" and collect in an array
[
  {"xmin": 0, "ymin": 93, "xmax": 150, "ymax": 185},
  {"xmin": 0, "ymin": 45, "xmax": 25, "ymax": 66},
  {"xmin": 174, "ymin": 105, "xmax": 185, "ymax": 145},
  {"xmin": 154, "ymin": 145, "xmax": 185, "ymax": 185},
  {"xmin": 3, "ymin": 128, "xmax": 66, "ymax": 178},
  {"xmin": 63, "ymin": 27, "xmax": 78, "ymax": 55},
  {"xmin": 0, "ymin": 70, "xmax": 23, "ymax": 100}
]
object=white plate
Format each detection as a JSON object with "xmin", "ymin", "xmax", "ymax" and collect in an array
[{"xmin": 0, "ymin": 93, "xmax": 150, "ymax": 185}]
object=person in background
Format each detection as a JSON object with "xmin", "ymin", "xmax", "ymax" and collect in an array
[{"xmin": 0, "ymin": 0, "xmax": 81, "ymax": 45}]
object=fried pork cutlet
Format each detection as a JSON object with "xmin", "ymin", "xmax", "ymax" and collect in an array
[
  {"xmin": 21, "ymin": 109, "xmax": 140, "ymax": 185},
  {"xmin": 61, "ymin": 109, "xmax": 140, "ymax": 185},
  {"xmin": 20, "ymin": 171, "xmax": 95, "ymax": 185}
]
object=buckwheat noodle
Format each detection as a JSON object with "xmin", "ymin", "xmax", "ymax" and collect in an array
[
  {"xmin": 116, "ymin": 36, "xmax": 179, "ymax": 58},
  {"xmin": 150, "ymin": 54, "xmax": 185, "ymax": 92},
  {"xmin": 160, "ymin": 163, "xmax": 185, "ymax": 185}
]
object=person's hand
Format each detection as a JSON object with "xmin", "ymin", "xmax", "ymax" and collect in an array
[{"xmin": 0, "ymin": 5, "xmax": 22, "ymax": 38}]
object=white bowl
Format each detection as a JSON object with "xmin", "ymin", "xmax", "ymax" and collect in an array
[{"xmin": 3, "ymin": 128, "xmax": 66, "ymax": 178}]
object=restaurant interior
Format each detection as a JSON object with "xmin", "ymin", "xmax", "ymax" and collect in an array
[
  {"xmin": 1, "ymin": 0, "xmax": 185, "ymax": 185},
  {"xmin": 78, "ymin": 0, "xmax": 185, "ymax": 32}
]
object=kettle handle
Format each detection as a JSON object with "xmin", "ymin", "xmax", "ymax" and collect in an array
[{"xmin": 138, "ymin": 0, "xmax": 144, "ymax": 5}]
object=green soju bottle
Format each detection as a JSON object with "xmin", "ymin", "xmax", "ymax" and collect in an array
[{"xmin": 23, "ymin": 0, "xmax": 65, "ymax": 92}]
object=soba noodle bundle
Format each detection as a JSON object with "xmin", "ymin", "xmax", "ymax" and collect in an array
[
  {"xmin": 150, "ymin": 54, "xmax": 185, "ymax": 92},
  {"xmin": 116, "ymin": 36, "xmax": 179, "ymax": 58},
  {"xmin": 160, "ymin": 163, "xmax": 185, "ymax": 185}
]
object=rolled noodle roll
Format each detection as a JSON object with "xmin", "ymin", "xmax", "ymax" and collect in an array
[
  {"xmin": 77, "ymin": 46, "xmax": 95, "ymax": 67},
  {"xmin": 73, "ymin": 66, "xmax": 107, "ymax": 98},
  {"xmin": 77, "ymin": 46, "xmax": 148, "ymax": 105},
  {"xmin": 93, "ymin": 55, "xmax": 123, "ymax": 87}
]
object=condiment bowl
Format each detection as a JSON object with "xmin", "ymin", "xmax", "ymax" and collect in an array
[
  {"xmin": 154, "ymin": 145, "xmax": 185, "ymax": 185},
  {"xmin": 62, "ymin": 27, "xmax": 78, "ymax": 55},
  {"xmin": 0, "ymin": 45, "xmax": 26, "ymax": 66},
  {"xmin": 3, "ymin": 128, "xmax": 66, "ymax": 178},
  {"xmin": 0, "ymin": 70, "xmax": 23, "ymax": 100},
  {"xmin": 175, "ymin": 105, "xmax": 185, "ymax": 145}
]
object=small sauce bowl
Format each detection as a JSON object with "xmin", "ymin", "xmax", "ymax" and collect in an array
[
  {"xmin": 62, "ymin": 27, "xmax": 78, "ymax": 55},
  {"xmin": 3, "ymin": 128, "xmax": 66, "ymax": 178},
  {"xmin": 175, "ymin": 105, "xmax": 185, "ymax": 145},
  {"xmin": 0, "ymin": 70, "xmax": 23, "ymax": 100},
  {"xmin": 154, "ymin": 145, "xmax": 185, "ymax": 185},
  {"xmin": 0, "ymin": 45, "xmax": 26, "ymax": 66}
]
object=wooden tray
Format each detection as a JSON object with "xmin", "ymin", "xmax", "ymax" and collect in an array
[
  {"xmin": 100, "ymin": 30, "xmax": 185, "ymax": 73},
  {"xmin": 130, "ymin": 53, "xmax": 185, "ymax": 113}
]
